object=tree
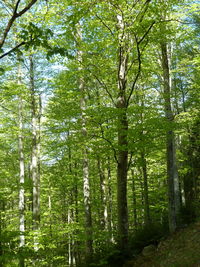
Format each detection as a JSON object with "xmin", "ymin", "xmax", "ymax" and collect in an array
[
  {"xmin": 17, "ymin": 62, "xmax": 25, "ymax": 267},
  {"xmin": 76, "ymin": 23, "xmax": 93, "ymax": 261}
]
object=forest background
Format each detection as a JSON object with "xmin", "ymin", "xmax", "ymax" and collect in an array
[{"xmin": 0, "ymin": 0, "xmax": 200, "ymax": 266}]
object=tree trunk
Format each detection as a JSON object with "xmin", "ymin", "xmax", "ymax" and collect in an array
[
  {"xmin": 0, "ymin": 201, "xmax": 5, "ymax": 267},
  {"xmin": 131, "ymin": 169, "xmax": 137, "ymax": 228},
  {"xmin": 73, "ymin": 162, "xmax": 81, "ymax": 266},
  {"xmin": 107, "ymin": 157, "xmax": 114, "ymax": 242},
  {"xmin": 77, "ymin": 25, "xmax": 93, "ymax": 261},
  {"xmin": 161, "ymin": 42, "xmax": 181, "ymax": 233},
  {"xmin": 97, "ymin": 156, "xmax": 108, "ymax": 229},
  {"xmin": 17, "ymin": 63, "xmax": 25, "ymax": 267},
  {"xmin": 18, "ymin": 96, "xmax": 25, "ymax": 267},
  {"xmin": 30, "ymin": 55, "xmax": 40, "ymax": 250},
  {"xmin": 141, "ymin": 152, "xmax": 151, "ymax": 225},
  {"xmin": 116, "ymin": 13, "xmax": 129, "ymax": 251},
  {"xmin": 117, "ymin": 100, "xmax": 129, "ymax": 250}
]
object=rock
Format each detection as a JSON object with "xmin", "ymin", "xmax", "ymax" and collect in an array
[{"xmin": 142, "ymin": 244, "xmax": 157, "ymax": 257}]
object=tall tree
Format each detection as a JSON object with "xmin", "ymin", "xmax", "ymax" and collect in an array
[
  {"xmin": 17, "ymin": 62, "xmax": 25, "ymax": 267},
  {"xmin": 160, "ymin": 39, "xmax": 181, "ymax": 233},
  {"xmin": 76, "ymin": 24, "xmax": 93, "ymax": 261},
  {"xmin": 29, "ymin": 54, "xmax": 40, "ymax": 251}
]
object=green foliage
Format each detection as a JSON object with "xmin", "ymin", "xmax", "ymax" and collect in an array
[
  {"xmin": 19, "ymin": 22, "xmax": 52, "ymax": 46},
  {"xmin": 0, "ymin": 67, "xmax": 5, "ymax": 75}
]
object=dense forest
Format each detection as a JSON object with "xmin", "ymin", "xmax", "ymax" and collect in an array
[{"xmin": 0, "ymin": 0, "xmax": 200, "ymax": 266}]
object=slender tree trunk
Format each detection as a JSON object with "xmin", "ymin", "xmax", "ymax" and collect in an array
[
  {"xmin": 0, "ymin": 211, "xmax": 2, "ymax": 267},
  {"xmin": 77, "ymin": 25, "xmax": 93, "ymax": 261},
  {"xmin": 73, "ymin": 162, "xmax": 81, "ymax": 266},
  {"xmin": 97, "ymin": 156, "xmax": 108, "ymax": 229},
  {"xmin": 131, "ymin": 169, "xmax": 137, "ymax": 228},
  {"xmin": 0, "ymin": 201, "xmax": 5, "ymax": 267},
  {"xmin": 107, "ymin": 157, "xmax": 114, "ymax": 242},
  {"xmin": 30, "ymin": 55, "xmax": 40, "ymax": 250},
  {"xmin": 116, "ymin": 13, "xmax": 129, "ymax": 251},
  {"xmin": 18, "ymin": 96, "xmax": 25, "ymax": 267},
  {"xmin": 67, "ymin": 144, "xmax": 75, "ymax": 267},
  {"xmin": 117, "ymin": 102, "xmax": 129, "ymax": 249},
  {"xmin": 141, "ymin": 152, "xmax": 150, "ymax": 225},
  {"xmin": 68, "ymin": 208, "xmax": 72, "ymax": 267},
  {"xmin": 161, "ymin": 42, "xmax": 181, "ymax": 233},
  {"xmin": 17, "ymin": 63, "xmax": 25, "ymax": 267},
  {"xmin": 37, "ymin": 94, "xmax": 41, "ymax": 215},
  {"xmin": 48, "ymin": 183, "xmax": 52, "ymax": 237}
]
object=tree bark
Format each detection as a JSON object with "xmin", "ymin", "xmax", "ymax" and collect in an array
[
  {"xmin": 30, "ymin": 55, "xmax": 40, "ymax": 250},
  {"xmin": 116, "ymin": 13, "xmax": 129, "ymax": 251},
  {"xmin": 0, "ymin": 201, "xmax": 5, "ymax": 267},
  {"xmin": 17, "ymin": 62, "xmax": 25, "ymax": 267},
  {"xmin": 77, "ymin": 24, "xmax": 93, "ymax": 261},
  {"xmin": 131, "ymin": 169, "xmax": 137, "ymax": 228},
  {"xmin": 97, "ymin": 156, "xmax": 108, "ymax": 229},
  {"xmin": 141, "ymin": 152, "xmax": 151, "ymax": 225},
  {"xmin": 117, "ymin": 100, "xmax": 129, "ymax": 250},
  {"xmin": 18, "ymin": 96, "xmax": 25, "ymax": 267},
  {"xmin": 161, "ymin": 42, "xmax": 181, "ymax": 233},
  {"xmin": 107, "ymin": 157, "xmax": 114, "ymax": 242}
]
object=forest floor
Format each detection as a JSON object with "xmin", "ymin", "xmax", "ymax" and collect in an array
[{"xmin": 125, "ymin": 220, "xmax": 200, "ymax": 267}]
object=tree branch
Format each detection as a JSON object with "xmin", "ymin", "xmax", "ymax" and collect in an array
[
  {"xmin": 95, "ymin": 14, "xmax": 114, "ymax": 36},
  {"xmin": 138, "ymin": 21, "xmax": 155, "ymax": 45},
  {"xmin": 126, "ymin": 35, "xmax": 141, "ymax": 107},
  {"xmin": 78, "ymin": 59, "xmax": 116, "ymax": 106},
  {"xmin": 0, "ymin": 41, "xmax": 25, "ymax": 59},
  {"xmin": 127, "ymin": 152, "xmax": 133, "ymax": 171},
  {"xmin": 93, "ymin": 124, "xmax": 118, "ymax": 164},
  {"xmin": 0, "ymin": 0, "xmax": 37, "ymax": 50}
]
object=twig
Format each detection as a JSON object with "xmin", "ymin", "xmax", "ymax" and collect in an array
[
  {"xmin": 126, "ymin": 35, "xmax": 141, "ymax": 107},
  {"xmin": 0, "ymin": 41, "xmax": 25, "ymax": 59},
  {"xmin": 138, "ymin": 21, "xmax": 155, "ymax": 45},
  {"xmin": 95, "ymin": 14, "xmax": 114, "ymax": 36}
]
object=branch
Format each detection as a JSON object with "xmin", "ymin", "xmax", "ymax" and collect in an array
[
  {"xmin": 130, "ymin": 0, "xmax": 141, "ymax": 11},
  {"xmin": 130, "ymin": 0, "xmax": 152, "ymax": 28},
  {"xmin": 138, "ymin": 21, "xmax": 155, "ymax": 45},
  {"xmin": 92, "ymin": 71, "xmax": 116, "ymax": 107},
  {"xmin": 126, "ymin": 20, "xmax": 154, "ymax": 106},
  {"xmin": 94, "ymin": 124, "xmax": 118, "ymax": 164},
  {"xmin": 95, "ymin": 14, "xmax": 114, "ymax": 36},
  {"xmin": 14, "ymin": 0, "xmax": 21, "ymax": 15},
  {"xmin": 0, "ymin": 103, "xmax": 14, "ymax": 113},
  {"xmin": 126, "ymin": 35, "xmax": 141, "ymax": 107},
  {"xmin": 158, "ymin": 19, "xmax": 195, "ymax": 25},
  {"xmin": 0, "ymin": 41, "xmax": 25, "ymax": 59},
  {"xmin": 127, "ymin": 152, "xmax": 133, "ymax": 171},
  {"xmin": 0, "ymin": 0, "xmax": 37, "ymax": 50},
  {"xmin": 16, "ymin": 0, "xmax": 37, "ymax": 17},
  {"xmin": 138, "ymin": 0, "xmax": 152, "ymax": 23},
  {"xmin": 78, "ymin": 59, "xmax": 116, "ymax": 106}
]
